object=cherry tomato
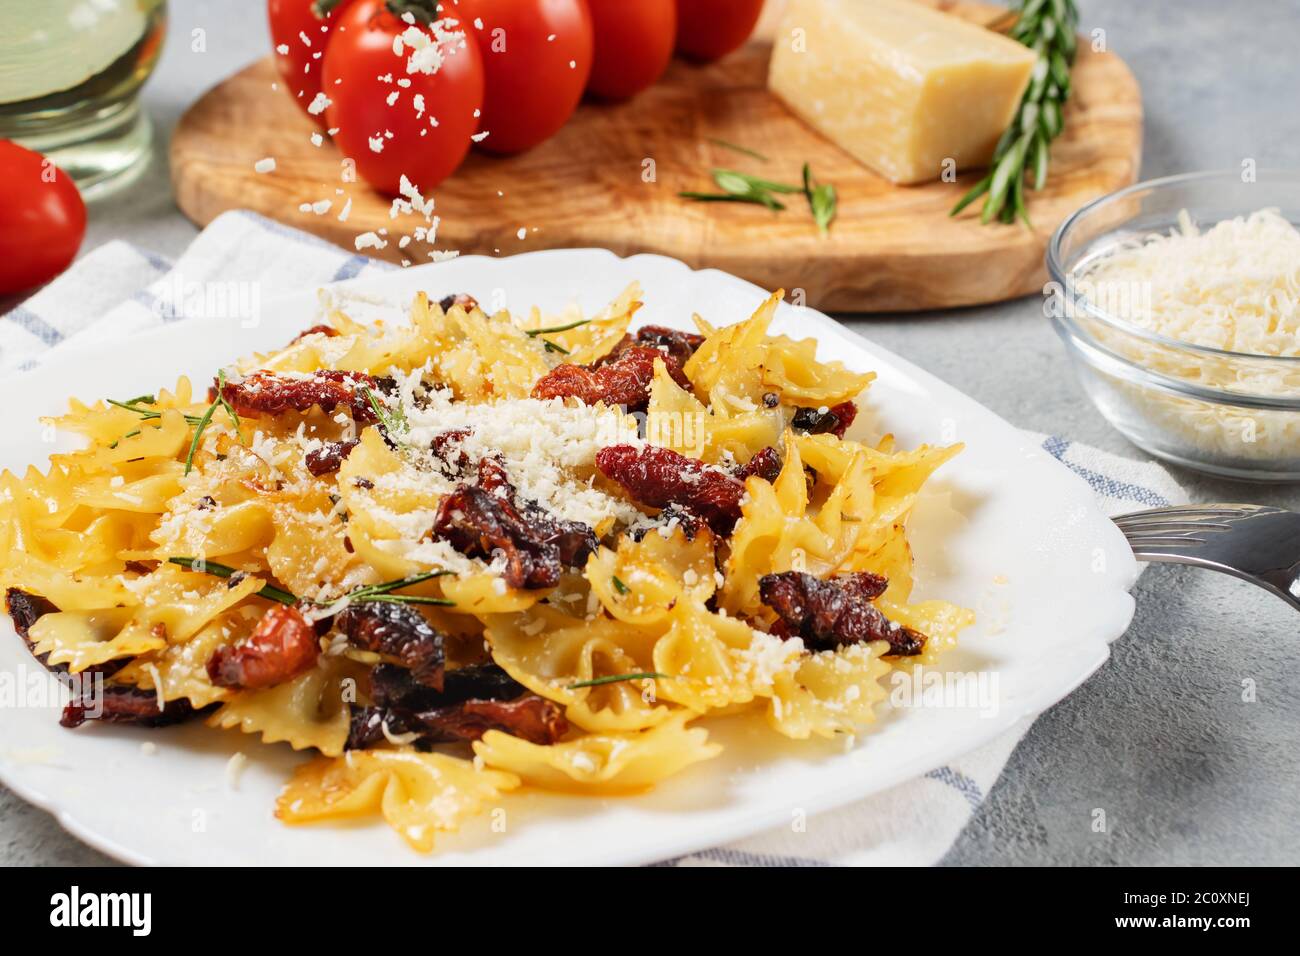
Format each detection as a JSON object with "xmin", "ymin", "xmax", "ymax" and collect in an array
[
  {"xmin": 674, "ymin": 0, "xmax": 763, "ymax": 62},
  {"xmin": 455, "ymin": 0, "xmax": 593, "ymax": 154},
  {"xmin": 267, "ymin": 0, "xmax": 354, "ymax": 124},
  {"xmin": 0, "ymin": 141, "xmax": 87, "ymax": 296},
  {"xmin": 586, "ymin": 0, "xmax": 675, "ymax": 101},
  {"xmin": 322, "ymin": 0, "xmax": 485, "ymax": 195}
]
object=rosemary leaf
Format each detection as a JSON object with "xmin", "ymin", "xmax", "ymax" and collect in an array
[
  {"xmin": 611, "ymin": 575, "xmax": 630, "ymax": 595},
  {"xmin": 525, "ymin": 318, "xmax": 592, "ymax": 336},
  {"xmin": 567, "ymin": 671, "xmax": 668, "ymax": 690},
  {"xmin": 679, "ymin": 190, "xmax": 785, "ymax": 210},
  {"xmin": 167, "ymin": 556, "xmax": 298, "ymax": 605},
  {"xmin": 712, "ymin": 168, "xmax": 804, "ymax": 196},
  {"xmin": 708, "ymin": 138, "xmax": 768, "ymax": 161}
]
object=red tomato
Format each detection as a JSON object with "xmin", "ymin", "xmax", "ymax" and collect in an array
[
  {"xmin": 0, "ymin": 141, "xmax": 87, "ymax": 296},
  {"xmin": 586, "ymin": 0, "xmax": 675, "ymax": 101},
  {"xmin": 674, "ymin": 0, "xmax": 763, "ymax": 62},
  {"xmin": 267, "ymin": 0, "xmax": 353, "ymax": 124},
  {"xmin": 322, "ymin": 1, "xmax": 485, "ymax": 195},
  {"xmin": 455, "ymin": 0, "xmax": 593, "ymax": 154}
]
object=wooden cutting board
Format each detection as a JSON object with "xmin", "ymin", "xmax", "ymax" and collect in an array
[{"xmin": 170, "ymin": 0, "xmax": 1141, "ymax": 312}]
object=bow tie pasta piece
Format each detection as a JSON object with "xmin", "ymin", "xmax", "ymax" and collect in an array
[
  {"xmin": 473, "ymin": 711, "xmax": 720, "ymax": 795},
  {"xmin": 645, "ymin": 357, "xmax": 782, "ymax": 463},
  {"xmin": 683, "ymin": 290, "xmax": 876, "ymax": 414},
  {"xmin": 208, "ymin": 655, "xmax": 365, "ymax": 757},
  {"xmin": 684, "ymin": 291, "xmax": 781, "ymax": 410},
  {"xmin": 486, "ymin": 606, "xmax": 672, "ymax": 733},
  {"xmin": 651, "ymin": 601, "xmax": 803, "ymax": 713},
  {"xmin": 29, "ymin": 568, "xmax": 265, "ymax": 673},
  {"xmin": 875, "ymin": 598, "xmax": 976, "ymax": 667},
  {"xmin": 759, "ymin": 333, "xmax": 876, "ymax": 407},
  {"xmin": 584, "ymin": 524, "xmax": 716, "ymax": 627},
  {"xmin": 277, "ymin": 750, "xmax": 519, "ymax": 853},
  {"xmin": 722, "ymin": 431, "xmax": 859, "ymax": 617},
  {"xmin": 767, "ymin": 642, "xmax": 892, "ymax": 740},
  {"xmin": 521, "ymin": 282, "xmax": 642, "ymax": 365},
  {"xmin": 28, "ymin": 607, "xmax": 146, "ymax": 673},
  {"xmin": 44, "ymin": 379, "xmax": 197, "ymax": 453},
  {"xmin": 2, "ymin": 552, "xmax": 138, "ymax": 610},
  {"xmin": 113, "ymin": 609, "xmax": 258, "ymax": 709}
]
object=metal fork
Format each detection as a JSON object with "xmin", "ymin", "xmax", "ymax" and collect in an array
[{"xmin": 1114, "ymin": 504, "xmax": 1300, "ymax": 613}]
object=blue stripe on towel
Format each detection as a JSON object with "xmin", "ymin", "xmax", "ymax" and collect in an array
[
  {"xmin": 926, "ymin": 765, "xmax": 985, "ymax": 810},
  {"xmin": 331, "ymin": 254, "xmax": 371, "ymax": 282},
  {"xmin": 4, "ymin": 306, "xmax": 63, "ymax": 345},
  {"xmin": 654, "ymin": 847, "xmax": 833, "ymax": 867},
  {"xmin": 1042, "ymin": 435, "xmax": 1171, "ymax": 507}
]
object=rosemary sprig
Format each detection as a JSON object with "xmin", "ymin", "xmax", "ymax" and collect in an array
[
  {"xmin": 345, "ymin": 570, "xmax": 456, "ymax": 607},
  {"xmin": 183, "ymin": 370, "xmax": 241, "ymax": 476},
  {"xmin": 678, "ymin": 190, "xmax": 784, "ymax": 210},
  {"xmin": 713, "ymin": 169, "xmax": 805, "ymax": 197},
  {"xmin": 567, "ymin": 671, "xmax": 668, "ymax": 690},
  {"xmin": 168, "ymin": 556, "xmax": 298, "ymax": 605},
  {"xmin": 166, "ymin": 561, "xmax": 457, "ymax": 608},
  {"xmin": 681, "ymin": 163, "xmax": 837, "ymax": 234},
  {"xmin": 951, "ymin": 0, "xmax": 1079, "ymax": 225},
  {"xmin": 541, "ymin": 339, "xmax": 569, "ymax": 355},
  {"xmin": 359, "ymin": 384, "xmax": 408, "ymax": 444},
  {"xmin": 525, "ymin": 318, "xmax": 591, "ymax": 336}
]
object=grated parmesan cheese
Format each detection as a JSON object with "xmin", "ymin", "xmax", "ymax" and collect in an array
[
  {"xmin": 1079, "ymin": 208, "xmax": 1300, "ymax": 356},
  {"xmin": 1073, "ymin": 208, "xmax": 1300, "ymax": 468}
]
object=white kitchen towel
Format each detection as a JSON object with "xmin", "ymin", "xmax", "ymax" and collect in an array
[{"xmin": 0, "ymin": 210, "xmax": 1187, "ymax": 866}]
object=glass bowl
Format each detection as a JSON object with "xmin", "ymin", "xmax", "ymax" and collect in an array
[{"xmin": 1046, "ymin": 169, "xmax": 1300, "ymax": 482}]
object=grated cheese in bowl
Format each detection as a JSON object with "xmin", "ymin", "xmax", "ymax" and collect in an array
[{"xmin": 1048, "ymin": 171, "xmax": 1300, "ymax": 480}]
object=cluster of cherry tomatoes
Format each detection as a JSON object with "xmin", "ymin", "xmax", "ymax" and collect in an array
[{"xmin": 268, "ymin": 0, "xmax": 764, "ymax": 195}]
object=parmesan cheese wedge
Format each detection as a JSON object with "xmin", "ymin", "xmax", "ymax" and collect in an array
[{"xmin": 768, "ymin": 0, "xmax": 1038, "ymax": 185}]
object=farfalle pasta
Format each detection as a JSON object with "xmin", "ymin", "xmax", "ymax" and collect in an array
[{"xmin": 1, "ymin": 285, "xmax": 972, "ymax": 852}]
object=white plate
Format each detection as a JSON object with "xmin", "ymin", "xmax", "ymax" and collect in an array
[{"xmin": 0, "ymin": 249, "xmax": 1137, "ymax": 866}]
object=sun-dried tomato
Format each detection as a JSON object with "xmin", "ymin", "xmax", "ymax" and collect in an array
[
  {"xmin": 335, "ymin": 600, "xmax": 446, "ymax": 689},
  {"xmin": 432, "ymin": 460, "xmax": 597, "ymax": 589},
  {"xmin": 596, "ymin": 443, "xmax": 745, "ymax": 534},
  {"xmin": 220, "ymin": 370, "xmax": 393, "ymax": 424},
  {"xmin": 207, "ymin": 605, "xmax": 320, "ymax": 690},
  {"xmin": 629, "ymin": 503, "xmax": 707, "ymax": 542},
  {"xmin": 370, "ymin": 662, "xmax": 526, "ymax": 712},
  {"xmin": 428, "ymin": 427, "xmax": 472, "ymax": 477},
  {"xmin": 733, "ymin": 446, "xmax": 782, "ymax": 484},
  {"xmin": 304, "ymin": 439, "xmax": 359, "ymax": 476},
  {"xmin": 633, "ymin": 324, "xmax": 705, "ymax": 366},
  {"xmin": 438, "ymin": 292, "xmax": 479, "ymax": 312},
  {"xmin": 289, "ymin": 323, "xmax": 340, "ymax": 344},
  {"xmin": 60, "ymin": 685, "xmax": 204, "ymax": 728},
  {"xmin": 476, "ymin": 455, "xmax": 513, "ymax": 498},
  {"xmin": 5, "ymin": 587, "xmax": 57, "ymax": 638},
  {"xmin": 347, "ymin": 694, "xmax": 567, "ymax": 749},
  {"xmin": 432, "ymin": 486, "xmax": 559, "ymax": 589},
  {"xmin": 532, "ymin": 345, "xmax": 689, "ymax": 410},
  {"xmin": 758, "ymin": 571, "xmax": 923, "ymax": 656},
  {"xmin": 791, "ymin": 401, "xmax": 858, "ymax": 439}
]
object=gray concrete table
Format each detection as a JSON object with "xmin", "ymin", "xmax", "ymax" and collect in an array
[{"xmin": 3, "ymin": 0, "xmax": 1298, "ymax": 866}]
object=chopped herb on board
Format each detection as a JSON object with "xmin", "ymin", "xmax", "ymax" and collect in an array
[{"xmin": 681, "ymin": 155, "xmax": 838, "ymax": 235}]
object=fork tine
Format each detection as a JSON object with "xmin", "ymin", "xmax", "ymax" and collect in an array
[
  {"xmin": 1112, "ymin": 519, "xmax": 1232, "ymax": 534},
  {"xmin": 1114, "ymin": 504, "xmax": 1273, "ymax": 523},
  {"xmin": 1122, "ymin": 534, "xmax": 1208, "ymax": 549}
]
